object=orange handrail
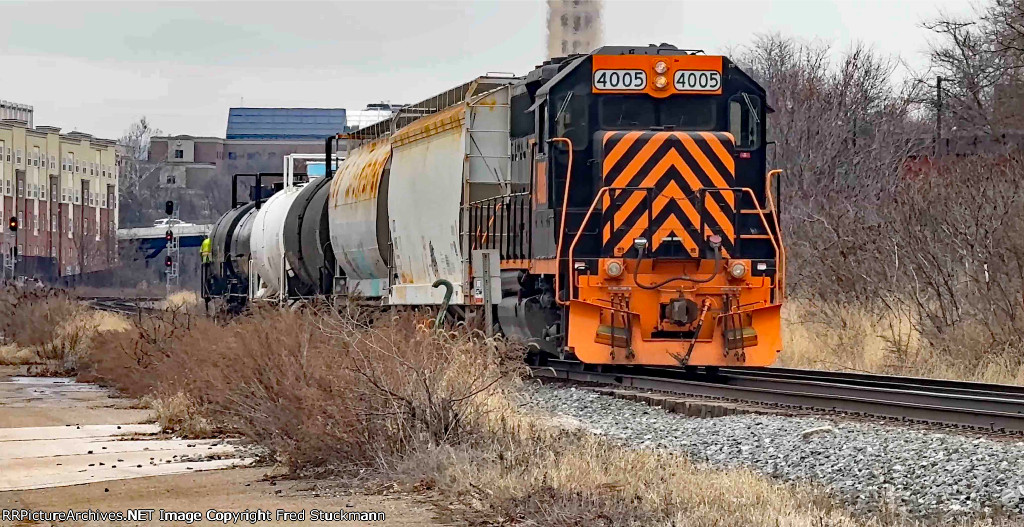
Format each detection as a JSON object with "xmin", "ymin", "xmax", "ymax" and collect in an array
[
  {"xmin": 550, "ymin": 137, "xmax": 574, "ymax": 305},
  {"xmin": 566, "ymin": 186, "xmax": 785, "ymax": 304},
  {"xmin": 764, "ymin": 169, "xmax": 786, "ymax": 299}
]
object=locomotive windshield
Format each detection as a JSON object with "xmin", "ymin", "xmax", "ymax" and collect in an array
[{"xmin": 599, "ymin": 95, "xmax": 716, "ymax": 130}]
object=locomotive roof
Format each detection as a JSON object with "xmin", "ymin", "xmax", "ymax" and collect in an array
[{"xmin": 528, "ymin": 43, "xmax": 768, "ymax": 112}]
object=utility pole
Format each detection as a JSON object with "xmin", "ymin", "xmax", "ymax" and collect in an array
[{"xmin": 936, "ymin": 76, "xmax": 944, "ymax": 157}]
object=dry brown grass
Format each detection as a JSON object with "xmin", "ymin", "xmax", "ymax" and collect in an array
[
  {"xmin": 165, "ymin": 290, "xmax": 199, "ymax": 311},
  {"xmin": 80, "ymin": 305, "xmax": 882, "ymax": 525},
  {"xmin": 0, "ymin": 286, "xmax": 131, "ymax": 374},
  {"xmin": 142, "ymin": 391, "xmax": 213, "ymax": 438},
  {"xmin": 779, "ymin": 298, "xmax": 1024, "ymax": 385},
  {"xmin": 79, "ymin": 303, "xmax": 1022, "ymax": 525},
  {"xmin": 400, "ymin": 410, "xmax": 882, "ymax": 527}
]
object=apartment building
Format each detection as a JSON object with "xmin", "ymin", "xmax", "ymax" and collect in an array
[
  {"xmin": 0, "ymin": 119, "xmax": 118, "ymax": 279},
  {"xmin": 0, "ymin": 101, "xmax": 33, "ymax": 128}
]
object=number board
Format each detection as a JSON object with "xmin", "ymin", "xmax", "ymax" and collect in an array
[
  {"xmin": 592, "ymin": 55, "xmax": 724, "ymax": 97},
  {"xmin": 593, "ymin": 70, "xmax": 647, "ymax": 91},
  {"xmin": 673, "ymin": 70, "xmax": 721, "ymax": 92}
]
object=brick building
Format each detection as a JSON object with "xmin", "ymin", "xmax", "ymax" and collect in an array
[
  {"xmin": 148, "ymin": 107, "xmax": 348, "ymax": 188},
  {"xmin": 0, "ymin": 118, "xmax": 119, "ymax": 280}
]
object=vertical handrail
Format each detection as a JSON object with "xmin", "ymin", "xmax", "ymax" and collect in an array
[{"xmin": 764, "ymin": 169, "xmax": 786, "ymax": 299}]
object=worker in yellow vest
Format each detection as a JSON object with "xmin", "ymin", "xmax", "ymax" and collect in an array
[
  {"xmin": 200, "ymin": 236, "xmax": 212, "ymax": 264},
  {"xmin": 200, "ymin": 236, "xmax": 213, "ymax": 304}
]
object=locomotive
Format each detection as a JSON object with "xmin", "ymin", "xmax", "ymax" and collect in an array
[{"xmin": 204, "ymin": 43, "xmax": 785, "ymax": 368}]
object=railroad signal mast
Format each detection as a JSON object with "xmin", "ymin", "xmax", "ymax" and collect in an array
[
  {"xmin": 2, "ymin": 217, "xmax": 17, "ymax": 281},
  {"xmin": 164, "ymin": 201, "xmax": 179, "ymax": 295}
]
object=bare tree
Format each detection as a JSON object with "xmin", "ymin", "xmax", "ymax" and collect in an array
[
  {"xmin": 736, "ymin": 35, "xmax": 929, "ymax": 300},
  {"xmin": 118, "ymin": 117, "xmax": 164, "ymax": 227}
]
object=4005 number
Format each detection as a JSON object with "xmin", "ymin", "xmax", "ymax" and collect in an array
[
  {"xmin": 593, "ymin": 69, "xmax": 647, "ymax": 91},
  {"xmin": 673, "ymin": 70, "xmax": 722, "ymax": 92}
]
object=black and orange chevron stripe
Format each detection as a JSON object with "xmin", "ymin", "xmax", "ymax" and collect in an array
[{"xmin": 599, "ymin": 131, "xmax": 737, "ymax": 258}]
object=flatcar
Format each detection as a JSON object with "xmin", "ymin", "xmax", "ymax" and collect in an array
[{"xmin": 204, "ymin": 43, "xmax": 785, "ymax": 368}]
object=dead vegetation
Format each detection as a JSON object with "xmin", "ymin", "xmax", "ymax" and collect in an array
[
  {"xmin": 0, "ymin": 286, "xmax": 129, "ymax": 374},
  {"xmin": 76, "ymin": 304, "xmax": 892, "ymax": 525}
]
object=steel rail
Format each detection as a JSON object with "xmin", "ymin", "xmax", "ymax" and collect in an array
[
  {"xmin": 724, "ymin": 367, "xmax": 1024, "ymax": 399},
  {"xmin": 535, "ymin": 361, "xmax": 1024, "ymax": 433}
]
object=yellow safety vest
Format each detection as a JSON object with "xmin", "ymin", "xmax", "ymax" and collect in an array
[{"xmin": 200, "ymin": 238, "xmax": 212, "ymax": 263}]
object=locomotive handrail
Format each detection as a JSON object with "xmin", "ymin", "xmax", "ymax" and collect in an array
[
  {"xmin": 550, "ymin": 137, "xmax": 574, "ymax": 305},
  {"xmin": 566, "ymin": 186, "xmax": 655, "ymax": 302},
  {"xmin": 765, "ymin": 170, "xmax": 786, "ymax": 299},
  {"xmin": 696, "ymin": 186, "xmax": 783, "ymax": 302},
  {"xmin": 567, "ymin": 185, "xmax": 783, "ymax": 304},
  {"xmin": 465, "ymin": 192, "xmax": 530, "ymax": 261}
]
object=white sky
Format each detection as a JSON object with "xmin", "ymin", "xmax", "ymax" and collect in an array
[{"xmin": 0, "ymin": 0, "xmax": 975, "ymax": 139}]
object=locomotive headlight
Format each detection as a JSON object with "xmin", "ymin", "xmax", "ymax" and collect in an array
[
  {"xmin": 605, "ymin": 259, "xmax": 624, "ymax": 278},
  {"xmin": 654, "ymin": 61, "xmax": 668, "ymax": 74},
  {"xmin": 729, "ymin": 261, "xmax": 748, "ymax": 279},
  {"xmin": 654, "ymin": 75, "xmax": 669, "ymax": 89}
]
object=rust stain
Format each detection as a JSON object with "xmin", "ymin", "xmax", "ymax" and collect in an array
[
  {"xmin": 392, "ymin": 105, "xmax": 465, "ymax": 148},
  {"xmin": 329, "ymin": 137, "xmax": 392, "ymax": 205}
]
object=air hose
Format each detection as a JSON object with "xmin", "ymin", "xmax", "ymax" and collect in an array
[
  {"xmin": 632, "ymin": 237, "xmax": 722, "ymax": 290},
  {"xmin": 431, "ymin": 278, "xmax": 454, "ymax": 330}
]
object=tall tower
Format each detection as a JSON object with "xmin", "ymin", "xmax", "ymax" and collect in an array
[{"xmin": 547, "ymin": 0, "xmax": 603, "ymax": 59}]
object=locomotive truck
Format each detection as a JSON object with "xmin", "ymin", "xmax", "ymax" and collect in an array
[{"xmin": 204, "ymin": 43, "xmax": 785, "ymax": 368}]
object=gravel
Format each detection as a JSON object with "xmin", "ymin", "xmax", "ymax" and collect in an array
[{"xmin": 525, "ymin": 384, "xmax": 1024, "ymax": 521}]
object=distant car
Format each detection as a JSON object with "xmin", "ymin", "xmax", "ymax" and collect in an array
[{"xmin": 153, "ymin": 218, "xmax": 194, "ymax": 228}]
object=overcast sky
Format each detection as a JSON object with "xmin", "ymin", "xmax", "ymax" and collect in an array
[{"xmin": 0, "ymin": 0, "xmax": 974, "ymax": 139}]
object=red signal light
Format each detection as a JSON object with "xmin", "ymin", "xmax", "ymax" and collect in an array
[
  {"xmin": 165, "ymin": 255, "xmax": 173, "ymax": 267},
  {"xmin": 8, "ymin": 217, "xmax": 16, "ymax": 232},
  {"xmin": 165, "ymin": 229, "xmax": 173, "ymax": 241}
]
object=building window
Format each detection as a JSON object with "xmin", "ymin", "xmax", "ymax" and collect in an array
[
  {"xmin": 16, "ymin": 150, "xmax": 22, "ymax": 164},
  {"xmin": 227, "ymin": 152, "xmax": 236, "ymax": 160},
  {"xmin": 174, "ymin": 149, "xmax": 184, "ymax": 159},
  {"xmin": 166, "ymin": 171, "xmax": 176, "ymax": 185},
  {"xmin": 17, "ymin": 180, "xmax": 23, "ymax": 197},
  {"xmin": 49, "ymin": 155, "xmax": 55, "ymax": 169}
]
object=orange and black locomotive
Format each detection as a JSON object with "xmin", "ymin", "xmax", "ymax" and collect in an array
[{"xmin": 495, "ymin": 44, "xmax": 784, "ymax": 368}]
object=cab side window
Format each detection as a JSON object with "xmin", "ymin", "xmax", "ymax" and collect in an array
[
  {"xmin": 729, "ymin": 93, "xmax": 762, "ymax": 150},
  {"xmin": 554, "ymin": 86, "xmax": 589, "ymax": 150}
]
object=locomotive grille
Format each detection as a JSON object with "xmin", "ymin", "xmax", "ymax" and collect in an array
[{"xmin": 599, "ymin": 131, "xmax": 737, "ymax": 258}]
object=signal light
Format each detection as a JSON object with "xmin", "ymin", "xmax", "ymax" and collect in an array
[
  {"xmin": 165, "ymin": 229, "xmax": 173, "ymax": 241},
  {"xmin": 8, "ymin": 217, "xmax": 16, "ymax": 232},
  {"xmin": 654, "ymin": 75, "xmax": 668, "ymax": 90},
  {"xmin": 165, "ymin": 256, "xmax": 173, "ymax": 268},
  {"xmin": 654, "ymin": 61, "xmax": 668, "ymax": 74},
  {"xmin": 164, "ymin": 201, "xmax": 174, "ymax": 215}
]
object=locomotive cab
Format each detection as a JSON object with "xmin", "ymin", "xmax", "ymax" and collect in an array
[{"xmin": 507, "ymin": 44, "xmax": 785, "ymax": 367}]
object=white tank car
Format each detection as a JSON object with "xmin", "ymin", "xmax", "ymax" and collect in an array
[
  {"xmin": 328, "ymin": 76, "xmax": 515, "ymax": 305},
  {"xmin": 250, "ymin": 186, "xmax": 304, "ymax": 297}
]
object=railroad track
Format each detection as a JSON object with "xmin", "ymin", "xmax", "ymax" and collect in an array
[
  {"xmin": 81, "ymin": 296, "xmax": 163, "ymax": 315},
  {"xmin": 534, "ymin": 360, "xmax": 1024, "ymax": 434}
]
